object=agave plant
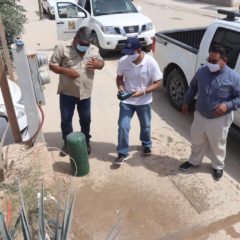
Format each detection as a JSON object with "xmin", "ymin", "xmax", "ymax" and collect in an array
[{"xmin": 0, "ymin": 181, "xmax": 76, "ymax": 240}]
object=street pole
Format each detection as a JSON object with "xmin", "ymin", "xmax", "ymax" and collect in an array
[{"xmin": 38, "ymin": 0, "xmax": 44, "ymax": 20}]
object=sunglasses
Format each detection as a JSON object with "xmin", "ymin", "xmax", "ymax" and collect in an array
[{"xmin": 206, "ymin": 57, "xmax": 221, "ymax": 64}]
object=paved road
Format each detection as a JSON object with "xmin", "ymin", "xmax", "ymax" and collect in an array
[{"xmin": 19, "ymin": 0, "xmax": 240, "ymax": 239}]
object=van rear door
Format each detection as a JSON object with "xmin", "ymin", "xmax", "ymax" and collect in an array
[{"xmin": 54, "ymin": 0, "xmax": 90, "ymax": 41}]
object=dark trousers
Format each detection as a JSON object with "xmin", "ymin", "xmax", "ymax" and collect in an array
[{"xmin": 60, "ymin": 94, "xmax": 91, "ymax": 143}]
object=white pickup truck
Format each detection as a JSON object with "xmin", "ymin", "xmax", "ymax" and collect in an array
[
  {"xmin": 42, "ymin": 0, "xmax": 56, "ymax": 19},
  {"xmin": 154, "ymin": 10, "xmax": 240, "ymax": 127},
  {"xmin": 54, "ymin": 0, "xmax": 155, "ymax": 56}
]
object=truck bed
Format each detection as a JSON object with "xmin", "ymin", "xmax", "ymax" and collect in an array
[{"xmin": 156, "ymin": 27, "xmax": 206, "ymax": 54}]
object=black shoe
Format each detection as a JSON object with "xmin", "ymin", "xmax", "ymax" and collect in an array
[
  {"xmin": 143, "ymin": 147, "xmax": 151, "ymax": 156},
  {"xmin": 114, "ymin": 153, "xmax": 129, "ymax": 165},
  {"xmin": 59, "ymin": 143, "xmax": 68, "ymax": 157},
  {"xmin": 87, "ymin": 143, "xmax": 91, "ymax": 155},
  {"xmin": 179, "ymin": 161, "xmax": 195, "ymax": 171},
  {"xmin": 213, "ymin": 169, "xmax": 223, "ymax": 181}
]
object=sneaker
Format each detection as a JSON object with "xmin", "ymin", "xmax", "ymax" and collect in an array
[
  {"xmin": 87, "ymin": 143, "xmax": 91, "ymax": 155},
  {"xmin": 59, "ymin": 143, "xmax": 68, "ymax": 157},
  {"xmin": 179, "ymin": 161, "xmax": 195, "ymax": 171},
  {"xmin": 114, "ymin": 153, "xmax": 129, "ymax": 165},
  {"xmin": 213, "ymin": 169, "xmax": 223, "ymax": 181},
  {"xmin": 143, "ymin": 147, "xmax": 151, "ymax": 156}
]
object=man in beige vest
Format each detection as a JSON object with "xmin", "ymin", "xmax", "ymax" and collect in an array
[{"xmin": 49, "ymin": 27, "xmax": 104, "ymax": 156}]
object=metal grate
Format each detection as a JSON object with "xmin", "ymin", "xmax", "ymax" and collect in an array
[{"xmin": 124, "ymin": 25, "xmax": 139, "ymax": 34}]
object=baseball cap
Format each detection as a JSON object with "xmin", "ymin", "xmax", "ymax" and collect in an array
[
  {"xmin": 122, "ymin": 37, "xmax": 141, "ymax": 55},
  {"xmin": 75, "ymin": 27, "xmax": 92, "ymax": 43}
]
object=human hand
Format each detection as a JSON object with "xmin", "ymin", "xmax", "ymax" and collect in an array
[
  {"xmin": 117, "ymin": 91, "xmax": 134, "ymax": 101},
  {"xmin": 181, "ymin": 104, "xmax": 189, "ymax": 114},
  {"xmin": 132, "ymin": 91, "xmax": 143, "ymax": 97},
  {"xmin": 86, "ymin": 58, "xmax": 100, "ymax": 70},
  {"xmin": 213, "ymin": 103, "xmax": 228, "ymax": 117},
  {"xmin": 64, "ymin": 68, "xmax": 79, "ymax": 79}
]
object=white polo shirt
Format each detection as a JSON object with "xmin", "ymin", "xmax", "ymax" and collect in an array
[{"xmin": 117, "ymin": 53, "xmax": 163, "ymax": 105}]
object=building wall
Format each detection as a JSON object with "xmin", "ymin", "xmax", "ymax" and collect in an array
[{"xmin": 197, "ymin": 0, "xmax": 240, "ymax": 6}]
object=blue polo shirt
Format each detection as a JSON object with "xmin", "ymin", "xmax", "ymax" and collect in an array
[{"xmin": 184, "ymin": 65, "xmax": 240, "ymax": 119}]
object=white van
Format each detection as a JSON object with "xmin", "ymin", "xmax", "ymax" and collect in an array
[{"xmin": 54, "ymin": 0, "xmax": 155, "ymax": 56}]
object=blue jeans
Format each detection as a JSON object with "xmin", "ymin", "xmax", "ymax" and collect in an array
[
  {"xmin": 60, "ymin": 94, "xmax": 91, "ymax": 143},
  {"xmin": 117, "ymin": 102, "xmax": 152, "ymax": 156}
]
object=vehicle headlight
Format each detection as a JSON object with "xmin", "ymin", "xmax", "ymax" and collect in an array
[
  {"xmin": 101, "ymin": 26, "xmax": 116, "ymax": 34},
  {"xmin": 145, "ymin": 23, "xmax": 153, "ymax": 31}
]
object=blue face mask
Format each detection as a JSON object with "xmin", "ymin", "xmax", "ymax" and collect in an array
[{"xmin": 76, "ymin": 44, "xmax": 89, "ymax": 52}]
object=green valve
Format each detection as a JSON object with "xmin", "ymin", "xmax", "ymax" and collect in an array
[{"xmin": 66, "ymin": 132, "xmax": 89, "ymax": 176}]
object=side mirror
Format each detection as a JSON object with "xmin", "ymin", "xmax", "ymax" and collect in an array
[
  {"xmin": 137, "ymin": 6, "xmax": 142, "ymax": 12},
  {"xmin": 77, "ymin": 12, "xmax": 85, "ymax": 18}
]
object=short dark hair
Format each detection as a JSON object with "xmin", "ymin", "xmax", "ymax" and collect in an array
[
  {"xmin": 210, "ymin": 45, "xmax": 227, "ymax": 59},
  {"xmin": 75, "ymin": 27, "xmax": 92, "ymax": 43}
]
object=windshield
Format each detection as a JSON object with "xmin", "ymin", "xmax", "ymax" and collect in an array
[{"xmin": 92, "ymin": 0, "xmax": 138, "ymax": 16}]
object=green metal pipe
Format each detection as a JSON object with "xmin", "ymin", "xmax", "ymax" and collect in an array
[{"xmin": 66, "ymin": 132, "xmax": 89, "ymax": 176}]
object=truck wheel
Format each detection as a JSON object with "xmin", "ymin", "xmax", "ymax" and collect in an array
[
  {"xmin": 91, "ymin": 32, "xmax": 107, "ymax": 57},
  {"xmin": 166, "ymin": 70, "xmax": 188, "ymax": 111}
]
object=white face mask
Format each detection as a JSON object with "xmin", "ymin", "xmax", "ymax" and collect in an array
[
  {"xmin": 127, "ymin": 53, "xmax": 139, "ymax": 62},
  {"xmin": 207, "ymin": 63, "xmax": 221, "ymax": 72}
]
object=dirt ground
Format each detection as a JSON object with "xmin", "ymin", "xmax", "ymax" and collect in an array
[{"xmin": 2, "ymin": 0, "xmax": 240, "ymax": 239}]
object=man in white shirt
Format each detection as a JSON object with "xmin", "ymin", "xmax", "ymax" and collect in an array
[{"xmin": 115, "ymin": 37, "xmax": 163, "ymax": 165}]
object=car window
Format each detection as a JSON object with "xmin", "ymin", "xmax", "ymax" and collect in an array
[
  {"xmin": 210, "ymin": 27, "xmax": 240, "ymax": 69},
  {"xmin": 57, "ymin": 2, "xmax": 86, "ymax": 18},
  {"xmin": 92, "ymin": 0, "xmax": 137, "ymax": 16}
]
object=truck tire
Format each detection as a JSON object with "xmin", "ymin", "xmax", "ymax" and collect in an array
[
  {"xmin": 91, "ymin": 32, "xmax": 107, "ymax": 57},
  {"xmin": 166, "ymin": 70, "xmax": 188, "ymax": 111}
]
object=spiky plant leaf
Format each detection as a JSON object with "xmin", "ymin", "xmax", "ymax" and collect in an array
[
  {"xmin": 55, "ymin": 187, "xmax": 62, "ymax": 240},
  {"xmin": 38, "ymin": 183, "xmax": 45, "ymax": 239},
  {"xmin": 0, "ymin": 212, "xmax": 12, "ymax": 240},
  {"xmin": 62, "ymin": 192, "xmax": 76, "ymax": 240},
  {"xmin": 61, "ymin": 191, "xmax": 70, "ymax": 238},
  {"xmin": 10, "ymin": 214, "xmax": 20, "ymax": 238},
  {"xmin": 38, "ymin": 231, "xmax": 44, "ymax": 240},
  {"xmin": 18, "ymin": 180, "xmax": 31, "ymax": 239},
  {"xmin": 105, "ymin": 215, "xmax": 124, "ymax": 240},
  {"xmin": 20, "ymin": 210, "xmax": 31, "ymax": 240}
]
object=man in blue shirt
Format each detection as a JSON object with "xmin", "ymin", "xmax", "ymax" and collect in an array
[{"xmin": 179, "ymin": 45, "xmax": 240, "ymax": 181}]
